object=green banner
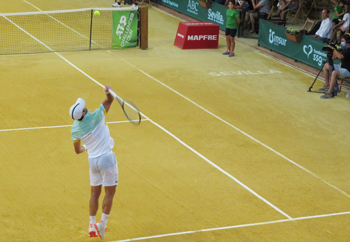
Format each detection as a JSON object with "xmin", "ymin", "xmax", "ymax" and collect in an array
[
  {"xmin": 258, "ymin": 20, "xmax": 339, "ymax": 69},
  {"xmin": 112, "ymin": 11, "xmax": 138, "ymax": 49},
  {"xmin": 152, "ymin": 0, "xmax": 227, "ymax": 30}
]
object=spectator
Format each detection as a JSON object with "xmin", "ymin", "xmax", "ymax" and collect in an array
[
  {"xmin": 331, "ymin": 4, "xmax": 350, "ymax": 42},
  {"xmin": 277, "ymin": 0, "xmax": 299, "ymax": 25},
  {"xmin": 222, "ymin": 0, "xmax": 240, "ymax": 57},
  {"xmin": 234, "ymin": 0, "xmax": 252, "ymax": 11},
  {"xmin": 245, "ymin": 0, "xmax": 270, "ymax": 34},
  {"xmin": 333, "ymin": 0, "xmax": 346, "ymax": 23},
  {"xmin": 313, "ymin": 9, "xmax": 333, "ymax": 42},
  {"xmin": 320, "ymin": 35, "xmax": 350, "ymax": 98}
]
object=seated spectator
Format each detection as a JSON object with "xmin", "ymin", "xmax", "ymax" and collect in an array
[
  {"xmin": 234, "ymin": 0, "xmax": 252, "ymax": 11},
  {"xmin": 320, "ymin": 34, "xmax": 350, "ymax": 99},
  {"xmin": 331, "ymin": 5, "xmax": 350, "ymax": 42},
  {"xmin": 313, "ymin": 9, "xmax": 333, "ymax": 42},
  {"xmin": 278, "ymin": 0, "xmax": 299, "ymax": 25},
  {"xmin": 245, "ymin": 0, "xmax": 271, "ymax": 34},
  {"xmin": 333, "ymin": 0, "xmax": 346, "ymax": 24}
]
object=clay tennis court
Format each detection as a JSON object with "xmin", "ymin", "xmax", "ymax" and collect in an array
[{"xmin": 1, "ymin": 0, "xmax": 350, "ymax": 241}]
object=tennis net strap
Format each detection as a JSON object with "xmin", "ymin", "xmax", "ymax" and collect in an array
[{"xmin": 0, "ymin": 8, "xmax": 140, "ymax": 55}]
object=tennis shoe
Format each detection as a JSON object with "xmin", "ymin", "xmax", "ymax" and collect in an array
[
  {"xmin": 222, "ymin": 50, "xmax": 230, "ymax": 55},
  {"xmin": 318, "ymin": 86, "xmax": 330, "ymax": 91},
  {"xmin": 320, "ymin": 93, "xmax": 333, "ymax": 99},
  {"xmin": 89, "ymin": 224, "xmax": 98, "ymax": 237},
  {"xmin": 131, "ymin": 3, "xmax": 138, "ymax": 9},
  {"xmin": 94, "ymin": 222, "xmax": 106, "ymax": 240},
  {"xmin": 112, "ymin": 2, "xmax": 121, "ymax": 7},
  {"xmin": 228, "ymin": 52, "xmax": 235, "ymax": 57}
]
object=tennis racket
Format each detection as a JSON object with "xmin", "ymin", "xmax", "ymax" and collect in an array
[{"xmin": 108, "ymin": 89, "xmax": 141, "ymax": 126}]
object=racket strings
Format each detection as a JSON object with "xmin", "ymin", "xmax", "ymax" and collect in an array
[{"xmin": 122, "ymin": 100, "xmax": 141, "ymax": 125}]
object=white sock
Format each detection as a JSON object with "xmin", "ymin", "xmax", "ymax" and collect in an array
[
  {"xmin": 101, "ymin": 213, "xmax": 109, "ymax": 227},
  {"xmin": 90, "ymin": 216, "xmax": 96, "ymax": 225}
]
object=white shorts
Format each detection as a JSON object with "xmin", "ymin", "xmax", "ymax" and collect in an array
[{"xmin": 88, "ymin": 151, "xmax": 118, "ymax": 187}]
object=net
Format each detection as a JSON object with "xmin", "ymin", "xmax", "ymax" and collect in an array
[{"xmin": 0, "ymin": 8, "xmax": 142, "ymax": 55}]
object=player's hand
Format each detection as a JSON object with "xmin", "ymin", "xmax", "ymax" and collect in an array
[{"xmin": 104, "ymin": 85, "xmax": 111, "ymax": 94}]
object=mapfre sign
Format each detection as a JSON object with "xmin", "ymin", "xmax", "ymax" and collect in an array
[{"xmin": 174, "ymin": 22, "xmax": 219, "ymax": 49}]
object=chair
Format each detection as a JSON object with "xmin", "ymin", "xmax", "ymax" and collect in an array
[
  {"xmin": 289, "ymin": 0, "xmax": 306, "ymax": 24},
  {"xmin": 338, "ymin": 77, "xmax": 350, "ymax": 93},
  {"xmin": 302, "ymin": 18, "xmax": 316, "ymax": 32}
]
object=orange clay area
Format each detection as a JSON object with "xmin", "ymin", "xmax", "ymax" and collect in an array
[{"xmin": 1, "ymin": 1, "xmax": 350, "ymax": 242}]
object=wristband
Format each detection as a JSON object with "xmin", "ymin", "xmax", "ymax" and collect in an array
[{"xmin": 82, "ymin": 144, "xmax": 87, "ymax": 151}]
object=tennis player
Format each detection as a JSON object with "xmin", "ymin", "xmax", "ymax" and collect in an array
[
  {"xmin": 112, "ymin": 0, "xmax": 138, "ymax": 9},
  {"xmin": 69, "ymin": 85, "xmax": 118, "ymax": 240}
]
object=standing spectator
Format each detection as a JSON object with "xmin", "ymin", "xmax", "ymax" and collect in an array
[
  {"xmin": 313, "ymin": 9, "xmax": 333, "ymax": 42},
  {"xmin": 320, "ymin": 35, "xmax": 350, "ymax": 98},
  {"xmin": 334, "ymin": 0, "xmax": 346, "ymax": 22},
  {"xmin": 245, "ymin": 0, "xmax": 270, "ymax": 34},
  {"xmin": 222, "ymin": 0, "xmax": 240, "ymax": 57},
  {"xmin": 331, "ymin": 4, "xmax": 350, "ymax": 42}
]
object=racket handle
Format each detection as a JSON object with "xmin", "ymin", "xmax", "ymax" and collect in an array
[{"xmin": 108, "ymin": 88, "xmax": 122, "ymax": 102}]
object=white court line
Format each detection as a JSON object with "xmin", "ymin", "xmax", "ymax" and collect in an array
[
  {"xmin": 0, "ymin": 120, "xmax": 149, "ymax": 132},
  {"xmin": 120, "ymin": 6, "xmax": 350, "ymax": 199},
  {"xmin": 4, "ymin": 4, "xmax": 291, "ymax": 219},
  {"xmin": 112, "ymin": 210, "xmax": 350, "ymax": 242},
  {"xmin": 120, "ymin": 58, "xmax": 350, "ymax": 199}
]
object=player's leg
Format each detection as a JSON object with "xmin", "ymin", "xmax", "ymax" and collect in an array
[
  {"xmin": 223, "ymin": 28, "xmax": 231, "ymax": 55},
  {"xmin": 94, "ymin": 151, "xmax": 119, "ymax": 240},
  {"xmin": 88, "ymin": 157, "xmax": 103, "ymax": 237},
  {"xmin": 89, "ymin": 185, "xmax": 101, "ymax": 237}
]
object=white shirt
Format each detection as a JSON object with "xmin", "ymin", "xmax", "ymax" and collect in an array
[
  {"xmin": 342, "ymin": 13, "xmax": 350, "ymax": 29},
  {"xmin": 71, "ymin": 104, "xmax": 114, "ymax": 158},
  {"xmin": 315, "ymin": 18, "xmax": 333, "ymax": 39}
]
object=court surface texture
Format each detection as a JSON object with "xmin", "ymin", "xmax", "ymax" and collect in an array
[{"xmin": 1, "ymin": 0, "xmax": 350, "ymax": 241}]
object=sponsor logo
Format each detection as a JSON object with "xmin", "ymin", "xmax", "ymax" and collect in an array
[
  {"xmin": 302, "ymin": 44, "xmax": 327, "ymax": 66},
  {"xmin": 209, "ymin": 70, "xmax": 282, "ymax": 76},
  {"xmin": 188, "ymin": 35, "xmax": 218, "ymax": 41},
  {"xmin": 208, "ymin": 9, "xmax": 224, "ymax": 25},
  {"xmin": 161, "ymin": 0, "xmax": 179, "ymax": 8},
  {"xmin": 268, "ymin": 29, "xmax": 287, "ymax": 46},
  {"xmin": 177, "ymin": 33, "xmax": 185, "ymax": 39},
  {"xmin": 303, "ymin": 45, "xmax": 313, "ymax": 58},
  {"xmin": 187, "ymin": 0, "xmax": 199, "ymax": 15}
]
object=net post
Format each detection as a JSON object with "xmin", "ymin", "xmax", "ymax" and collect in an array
[
  {"xmin": 89, "ymin": 9, "xmax": 93, "ymax": 51},
  {"xmin": 138, "ymin": 6, "xmax": 148, "ymax": 50}
]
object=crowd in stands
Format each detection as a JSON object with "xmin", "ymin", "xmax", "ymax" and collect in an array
[{"xmin": 213, "ymin": 0, "xmax": 350, "ymax": 41}]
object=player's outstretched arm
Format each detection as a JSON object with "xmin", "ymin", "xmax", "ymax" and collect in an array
[{"xmin": 102, "ymin": 85, "xmax": 114, "ymax": 113}]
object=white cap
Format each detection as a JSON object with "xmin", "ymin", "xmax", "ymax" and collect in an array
[{"xmin": 69, "ymin": 98, "xmax": 86, "ymax": 120}]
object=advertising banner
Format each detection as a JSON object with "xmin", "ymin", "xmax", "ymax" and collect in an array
[
  {"xmin": 152, "ymin": 0, "xmax": 227, "ymax": 30},
  {"xmin": 258, "ymin": 20, "xmax": 339, "ymax": 69},
  {"xmin": 112, "ymin": 11, "xmax": 138, "ymax": 49}
]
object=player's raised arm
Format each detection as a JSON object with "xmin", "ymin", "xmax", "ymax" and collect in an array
[{"xmin": 102, "ymin": 85, "xmax": 114, "ymax": 113}]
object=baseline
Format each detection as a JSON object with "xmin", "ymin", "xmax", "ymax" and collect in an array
[{"xmin": 112, "ymin": 211, "xmax": 350, "ymax": 242}]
